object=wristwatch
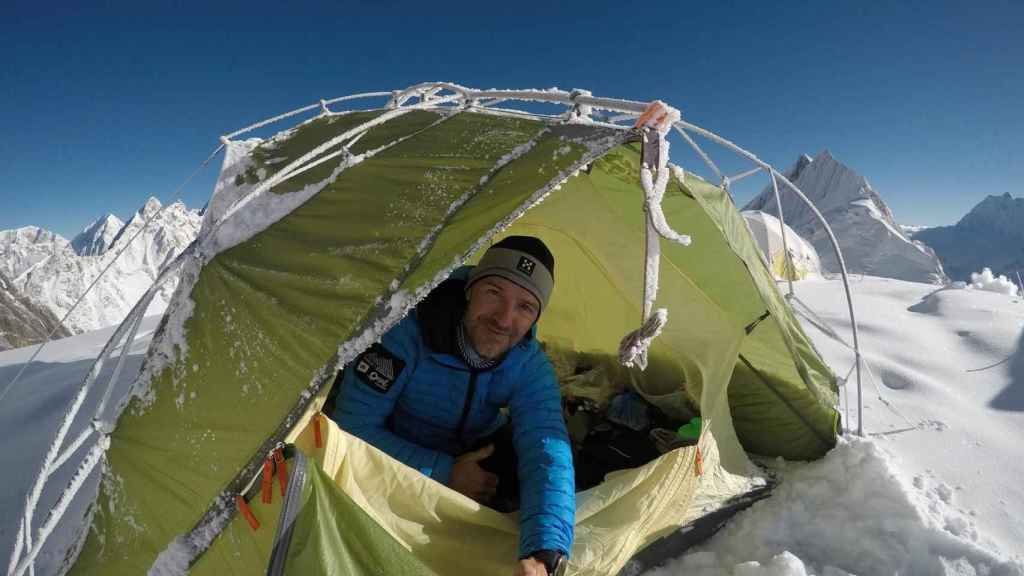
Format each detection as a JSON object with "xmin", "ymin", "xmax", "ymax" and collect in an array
[{"xmin": 529, "ymin": 550, "xmax": 567, "ymax": 576}]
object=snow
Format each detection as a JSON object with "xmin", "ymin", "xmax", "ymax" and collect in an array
[
  {"xmin": 5, "ymin": 275, "xmax": 1023, "ymax": 575},
  {"xmin": 900, "ymin": 224, "xmax": 933, "ymax": 237},
  {"xmin": 71, "ymin": 214, "xmax": 125, "ymax": 256},
  {"xmin": 743, "ymin": 152, "xmax": 946, "ymax": 284},
  {"xmin": 645, "ymin": 276, "xmax": 1024, "ymax": 575},
  {"xmin": 968, "ymin": 268, "xmax": 1020, "ymax": 297},
  {"xmin": 0, "ymin": 198, "xmax": 200, "ymax": 334},
  {"xmin": 0, "ymin": 317, "xmax": 159, "ymax": 575}
]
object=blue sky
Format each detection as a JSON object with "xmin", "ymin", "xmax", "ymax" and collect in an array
[{"xmin": 2, "ymin": 1, "xmax": 1021, "ymax": 238}]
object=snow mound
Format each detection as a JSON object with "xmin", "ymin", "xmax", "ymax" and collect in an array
[
  {"xmin": 646, "ymin": 438, "xmax": 1024, "ymax": 576},
  {"xmin": 742, "ymin": 210, "xmax": 821, "ymax": 280},
  {"xmin": 968, "ymin": 268, "xmax": 1019, "ymax": 297}
]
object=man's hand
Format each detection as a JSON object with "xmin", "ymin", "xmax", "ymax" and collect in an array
[
  {"xmin": 514, "ymin": 557, "xmax": 548, "ymax": 576},
  {"xmin": 450, "ymin": 444, "xmax": 498, "ymax": 503}
]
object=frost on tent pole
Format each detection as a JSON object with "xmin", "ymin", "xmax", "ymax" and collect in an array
[{"xmin": 672, "ymin": 124, "xmax": 723, "ymax": 184}]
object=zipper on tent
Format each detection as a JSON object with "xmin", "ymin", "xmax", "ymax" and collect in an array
[
  {"xmin": 266, "ymin": 449, "xmax": 307, "ymax": 576},
  {"xmin": 744, "ymin": 310, "xmax": 771, "ymax": 335}
]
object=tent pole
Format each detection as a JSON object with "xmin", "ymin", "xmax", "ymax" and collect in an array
[
  {"xmin": 675, "ymin": 120, "xmax": 865, "ymax": 436},
  {"xmin": 1017, "ymin": 270, "xmax": 1023, "ymax": 295},
  {"xmin": 769, "ymin": 170, "xmax": 795, "ymax": 297}
]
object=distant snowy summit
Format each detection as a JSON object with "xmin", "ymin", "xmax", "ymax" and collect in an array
[
  {"xmin": 743, "ymin": 150, "xmax": 947, "ymax": 284},
  {"xmin": 915, "ymin": 192, "xmax": 1024, "ymax": 283},
  {"xmin": 0, "ymin": 197, "xmax": 201, "ymax": 348},
  {"xmin": 71, "ymin": 213, "xmax": 125, "ymax": 256}
]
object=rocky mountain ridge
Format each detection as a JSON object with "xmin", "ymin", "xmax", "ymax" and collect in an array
[
  {"xmin": 914, "ymin": 193, "xmax": 1024, "ymax": 282},
  {"xmin": 0, "ymin": 269, "xmax": 72, "ymax": 350}
]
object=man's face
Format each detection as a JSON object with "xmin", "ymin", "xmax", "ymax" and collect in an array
[{"xmin": 464, "ymin": 276, "xmax": 540, "ymax": 360}]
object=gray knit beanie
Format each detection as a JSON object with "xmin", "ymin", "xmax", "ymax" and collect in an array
[{"xmin": 467, "ymin": 236, "xmax": 555, "ymax": 310}]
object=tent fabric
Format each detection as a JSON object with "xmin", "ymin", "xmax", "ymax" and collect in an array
[
  {"xmin": 191, "ymin": 409, "xmax": 742, "ymax": 576},
  {"xmin": 66, "ymin": 108, "xmax": 838, "ymax": 575}
]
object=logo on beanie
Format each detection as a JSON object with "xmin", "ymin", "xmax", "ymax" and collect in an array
[{"xmin": 517, "ymin": 256, "xmax": 536, "ymax": 276}]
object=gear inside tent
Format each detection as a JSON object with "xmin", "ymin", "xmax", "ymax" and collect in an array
[{"xmin": 9, "ymin": 84, "xmax": 858, "ymax": 576}]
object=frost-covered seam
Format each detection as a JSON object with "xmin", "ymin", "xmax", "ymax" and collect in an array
[
  {"xmin": 466, "ymin": 105, "xmax": 634, "ymax": 132},
  {"xmin": 211, "ymin": 95, "xmax": 460, "ymax": 236},
  {"xmin": 124, "ymin": 251, "xmax": 200, "ymax": 412},
  {"xmin": 399, "ymin": 125, "xmax": 549, "ymax": 283},
  {"xmin": 394, "ymin": 83, "xmax": 651, "ymax": 116},
  {"xmin": 224, "ymin": 92, "xmax": 392, "ymax": 140},
  {"xmin": 330, "ymin": 136, "xmax": 624, "ymax": 382},
  {"xmin": 144, "ymin": 112, "xmax": 464, "ymax": 573},
  {"xmin": 148, "ymin": 496, "xmax": 234, "ymax": 576},
  {"xmin": 200, "ymin": 111, "xmax": 457, "ymax": 259}
]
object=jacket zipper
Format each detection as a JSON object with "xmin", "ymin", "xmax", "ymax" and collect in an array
[{"xmin": 455, "ymin": 370, "xmax": 479, "ymax": 449}]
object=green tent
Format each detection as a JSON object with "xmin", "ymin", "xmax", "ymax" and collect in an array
[{"xmin": 27, "ymin": 85, "xmax": 838, "ymax": 576}]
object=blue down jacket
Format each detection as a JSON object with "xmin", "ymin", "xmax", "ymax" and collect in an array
[{"xmin": 332, "ymin": 267, "xmax": 575, "ymax": 557}]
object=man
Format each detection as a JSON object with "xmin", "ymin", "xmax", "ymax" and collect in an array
[{"xmin": 332, "ymin": 236, "xmax": 573, "ymax": 576}]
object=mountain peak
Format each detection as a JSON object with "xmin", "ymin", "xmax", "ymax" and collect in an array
[
  {"xmin": 955, "ymin": 193, "xmax": 1024, "ymax": 238},
  {"xmin": 140, "ymin": 197, "xmax": 162, "ymax": 217},
  {"xmin": 742, "ymin": 151, "xmax": 946, "ymax": 284},
  {"xmin": 71, "ymin": 214, "xmax": 125, "ymax": 256},
  {"xmin": 915, "ymin": 193, "xmax": 1024, "ymax": 281}
]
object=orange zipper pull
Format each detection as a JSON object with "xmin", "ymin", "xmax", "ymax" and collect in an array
[
  {"xmin": 695, "ymin": 446, "xmax": 704, "ymax": 477},
  {"xmin": 260, "ymin": 456, "xmax": 274, "ymax": 504},
  {"xmin": 235, "ymin": 495, "xmax": 260, "ymax": 531},
  {"xmin": 274, "ymin": 448, "xmax": 289, "ymax": 496}
]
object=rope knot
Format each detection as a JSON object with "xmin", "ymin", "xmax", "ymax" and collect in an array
[{"xmin": 618, "ymin": 308, "xmax": 668, "ymax": 370}]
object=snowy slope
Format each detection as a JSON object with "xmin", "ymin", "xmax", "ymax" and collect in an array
[
  {"xmin": 2, "ymin": 276, "xmax": 1022, "ymax": 575},
  {"xmin": 648, "ymin": 277, "xmax": 1024, "ymax": 575},
  {"xmin": 0, "ymin": 318, "xmax": 158, "ymax": 576},
  {"xmin": 2, "ymin": 198, "xmax": 201, "ymax": 334},
  {"xmin": 70, "ymin": 214, "xmax": 125, "ymax": 256},
  {"xmin": 915, "ymin": 193, "xmax": 1024, "ymax": 283},
  {"xmin": 744, "ymin": 151, "xmax": 947, "ymax": 285}
]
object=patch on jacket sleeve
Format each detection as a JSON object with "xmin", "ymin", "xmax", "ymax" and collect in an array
[{"xmin": 353, "ymin": 343, "xmax": 406, "ymax": 394}]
